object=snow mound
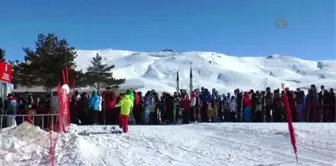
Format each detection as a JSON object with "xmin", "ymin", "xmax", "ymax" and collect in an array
[
  {"xmin": 0, "ymin": 122, "xmax": 51, "ymax": 166},
  {"xmin": 1, "ymin": 123, "xmax": 336, "ymax": 166},
  {"xmin": 75, "ymin": 49, "xmax": 336, "ymax": 93},
  {"xmin": 55, "ymin": 127, "xmax": 106, "ymax": 166}
]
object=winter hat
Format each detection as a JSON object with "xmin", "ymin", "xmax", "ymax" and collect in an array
[{"xmin": 92, "ymin": 89, "xmax": 98, "ymax": 95}]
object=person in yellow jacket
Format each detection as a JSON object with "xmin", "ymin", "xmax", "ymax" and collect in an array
[
  {"xmin": 115, "ymin": 93, "xmax": 133, "ymax": 133},
  {"xmin": 209, "ymin": 99, "xmax": 217, "ymax": 122}
]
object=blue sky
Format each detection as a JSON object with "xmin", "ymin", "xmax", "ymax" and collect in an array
[{"xmin": 1, "ymin": 0, "xmax": 335, "ymax": 61}]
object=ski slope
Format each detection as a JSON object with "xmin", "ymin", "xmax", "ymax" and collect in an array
[
  {"xmin": 75, "ymin": 49, "xmax": 336, "ymax": 93},
  {"xmin": 0, "ymin": 122, "xmax": 335, "ymax": 166}
]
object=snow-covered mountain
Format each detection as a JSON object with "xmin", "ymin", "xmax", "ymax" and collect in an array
[{"xmin": 75, "ymin": 49, "xmax": 336, "ymax": 93}]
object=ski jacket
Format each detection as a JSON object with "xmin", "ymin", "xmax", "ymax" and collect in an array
[
  {"xmin": 222, "ymin": 98, "xmax": 230, "ymax": 110},
  {"xmin": 182, "ymin": 95, "xmax": 190, "ymax": 110},
  {"xmin": 200, "ymin": 91, "xmax": 212, "ymax": 102},
  {"xmin": 230, "ymin": 98, "xmax": 237, "ymax": 112},
  {"xmin": 243, "ymin": 92, "xmax": 253, "ymax": 108},
  {"xmin": 303, "ymin": 95, "xmax": 307, "ymax": 110},
  {"xmin": 103, "ymin": 91, "xmax": 117, "ymax": 110},
  {"xmin": 134, "ymin": 93, "xmax": 140, "ymax": 106},
  {"xmin": 144, "ymin": 95, "xmax": 152, "ymax": 107},
  {"xmin": 190, "ymin": 92, "xmax": 197, "ymax": 107},
  {"xmin": 89, "ymin": 91, "xmax": 102, "ymax": 111},
  {"xmin": 150, "ymin": 97, "xmax": 156, "ymax": 113},
  {"xmin": 116, "ymin": 95, "xmax": 133, "ymax": 116},
  {"xmin": 6, "ymin": 96, "xmax": 17, "ymax": 114}
]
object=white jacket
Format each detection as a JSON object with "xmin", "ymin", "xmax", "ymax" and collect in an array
[
  {"xmin": 98, "ymin": 96, "xmax": 103, "ymax": 111},
  {"xmin": 190, "ymin": 96, "xmax": 196, "ymax": 107},
  {"xmin": 230, "ymin": 99, "xmax": 237, "ymax": 112}
]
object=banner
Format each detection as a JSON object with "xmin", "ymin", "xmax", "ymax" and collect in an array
[{"xmin": 0, "ymin": 61, "xmax": 13, "ymax": 83}]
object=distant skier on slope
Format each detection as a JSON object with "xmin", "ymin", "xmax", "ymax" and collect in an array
[{"xmin": 115, "ymin": 93, "xmax": 133, "ymax": 133}]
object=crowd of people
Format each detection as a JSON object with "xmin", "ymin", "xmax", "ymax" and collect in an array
[
  {"xmin": 1, "ymin": 92, "xmax": 51, "ymax": 127},
  {"xmin": 2, "ymin": 84, "xmax": 335, "ymax": 133},
  {"xmin": 70, "ymin": 84, "xmax": 336, "ymax": 127}
]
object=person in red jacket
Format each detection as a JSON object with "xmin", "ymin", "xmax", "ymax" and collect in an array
[
  {"xmin": 133, "ymin": 92, "xmax": 143, "ymax": 124},
  {"xmin": 181, "ymin": 92, "xmax": 190, "ymax": 124},
  {"xmin": 243, "ymin": 92, "xmax": 253, "ymax": 122},
  {"xmin": 102, "ymin": 87, "xmax": 118, "ymax": 125}
]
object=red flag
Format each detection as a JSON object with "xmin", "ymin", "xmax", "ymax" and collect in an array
[{"xmin": 281, "ymin": 83, "xmax": 298, "ymax": 162}]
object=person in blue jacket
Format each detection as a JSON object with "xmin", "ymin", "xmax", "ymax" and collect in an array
[
  {"xmin": 200, "ymin": 88, "xmax": 212, "ymax": 122},
  {"xmin": 143, "ymin": 91, "xmax": 152, "ymax": 124},
  {"xmin": 89, "ymin": 89, "xmax": 102, "ymax": 125}
]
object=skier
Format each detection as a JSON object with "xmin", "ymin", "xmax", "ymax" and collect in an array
[
  {"xmin": 272, "ymin": 89, "xmax": 284, "ymax": 122},
  {"xmin": 127, "ymin": 90, "xmax": 136, "ymax": 124},
  {"xmin": 222, "ymin": 96, "xmax": 231, "ymax": 121},
  {"xmin": 70, "ymin": 90, "xmax": 81, "ymax": 124},
  {"xmin": 133, "ymin": 92, "xmax": 143, "ymax": 124},
  {"xmin": 173, "ymin": 92, "xmax": 181, "ymax": 124},
  {"xmin": 190, "ymin": 91, "xmax": 197, "ymax": 122},
  {"xmin": 295, "ymin": 89, "xmax": 305, "ymax": 122},
  {"xmin": 115, "ymin": 93, "xmax": 133, "ymax": 133},
  {"xmin": 307, "ymin": 84, "xmax": 318, "ymax": 122},
  {"xmin": 254, "ymin": 92, "xmax": 264, "ymax": 122},
  {"xmin": 181, "ymin": 92, "xmax": 190, "ymax": 124},
  {"xmin": 5, "ymin": 94, "xmax": 17, "ymax": 127},
  {"xmin": 200, "ymin": 88, "xmax": 212, "ymax": 122},
  {"xmin": 89, "ymin": 89, "xmax": 102, "ymax": 125},
  {"xmin": 229, "ymin": 96, "xmax": 237, "ymax": 122},
  {"xmin": 149, "ymin": 92, "xmax": 156, "ymax": 124},
  {"xmin": 143, "ymin": 91, "xmax": 151, "ymax": 124},
  {"xmin": 209, "ymin": 99, "xmax": 217, "ymax": 122},
  {"xmin": 243, "ymin": 92, "xmax": 252, "ymax": 122}
]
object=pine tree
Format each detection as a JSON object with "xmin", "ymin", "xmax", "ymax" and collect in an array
[
  {"xmin": 84, "ymin": 53, "xmax": 125, "ymax": 91},
  {"xmin": 13, "ymin": 33, "xmax": 85, "ymax": 89},
  {"xmin": 0, "ymin": 48, "xmax": 6, "ymax": 61}
]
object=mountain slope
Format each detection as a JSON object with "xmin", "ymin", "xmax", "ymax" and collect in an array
[{"xmin": 75, "ymin": 49, "xmax": 336, "ymax": 93}]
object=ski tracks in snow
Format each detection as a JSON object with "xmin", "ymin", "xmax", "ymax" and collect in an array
[
  {"xmin": 56, "ymin": 124, "xmax": 336, "ymax": 166},
  {"xmin": 208, "ymin": 123, "xmax": 335, "ymax": 166}
]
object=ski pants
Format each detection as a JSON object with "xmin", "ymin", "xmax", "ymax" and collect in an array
[
  {"xmin": 144, "ymin": 107, "xmax": 150, "ymax": 124},
  {"xmin": 128, "ymin": 107, "xmax": 136, "ymax": 124},
  {"xmin": 119, "ymin": 114, "xmax": 129, "ymax": 133},
  {"xmin": 296, "ymin": 104, "xmax": 304, "ymax": 122},
  {"xmin": 243, "ymin": 107, "xmax": 252, "ymax": 122}
]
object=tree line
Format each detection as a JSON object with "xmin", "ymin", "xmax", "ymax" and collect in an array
[{"xmin": 3, "ymin": 33, "xmax": 125, "ymax": 91}]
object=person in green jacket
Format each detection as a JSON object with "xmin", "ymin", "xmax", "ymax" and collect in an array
[
  {"xmin": 127, "ymin": 89, "xmax": 136, "ymax": 124},
  {"xmin": 115, "ymin": 93, "xmax": 133, "ymax": 133}
]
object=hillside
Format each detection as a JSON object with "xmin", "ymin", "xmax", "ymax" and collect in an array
[{"xmin": 75, "ymin": 49, "xmax": 336, "ymax": 93}]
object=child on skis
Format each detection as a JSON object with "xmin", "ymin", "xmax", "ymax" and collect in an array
[{"xmin": 115, "ymin": 93, "xmax": 133, "ymax": 133}]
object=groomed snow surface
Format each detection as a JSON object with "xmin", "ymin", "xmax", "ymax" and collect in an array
[
  {"xmin": 0, "ymin": 122, "xmax": 335, "ymax": 166},
  {"xmin": 75, "ymin": 49, "xmax": 336, "ymax": 93}
]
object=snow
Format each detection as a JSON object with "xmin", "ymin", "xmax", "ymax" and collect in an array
[
  {"xmin": 75, "ymin": 49, "xmax": 336, "ymax": 93},
  {"xmin": 0, "ymin": 122, "xmax": 335, "ymax": 166},
  {"xmin": 0, "ymin": 122, "xmax": 52, "ymax": 166}
]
